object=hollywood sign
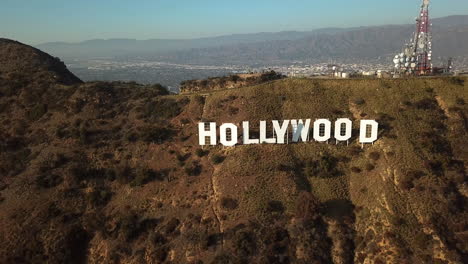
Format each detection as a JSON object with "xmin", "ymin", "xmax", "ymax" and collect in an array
[{"xmin": 198, "ymin": 119, "xmax": 379, "ymax": 146}]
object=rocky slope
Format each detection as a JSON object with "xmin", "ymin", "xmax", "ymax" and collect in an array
[{"xmin": 0, "ymin": 39, "xmax": 467, "ymax": 264}]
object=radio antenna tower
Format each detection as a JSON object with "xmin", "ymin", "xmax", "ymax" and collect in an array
[{"xmin": 393, "ymin": 0, "xmax": 433, "ymax": 75}]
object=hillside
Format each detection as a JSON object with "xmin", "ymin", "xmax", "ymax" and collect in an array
[
  {"xmin": 180, "ymin": 72, "xmax": 284, "ymax": 94},
  {"xmin": 0, "ymin": 38, "xmax": 82, "ymax": 85},
  {"xmin": 0, "ymin": 40, "xmax": 467, "ymax": 264}
]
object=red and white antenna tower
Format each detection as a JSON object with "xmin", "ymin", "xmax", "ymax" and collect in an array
[{"xmin": 393, "ymin": 0, "xmax": 433, "ymax": 75}]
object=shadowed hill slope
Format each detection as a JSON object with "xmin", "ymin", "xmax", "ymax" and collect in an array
[
  {"xmin": 0, "ymin": 40, "xmax": 467, "ymax": 263},
  {"xmin": 0, "ymin": 38, "xmax": 82, "ymax": 85}
]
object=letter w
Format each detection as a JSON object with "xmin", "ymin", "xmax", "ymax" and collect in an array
[{"xmin": 291, "ymin": 119, "xmax": 311, "ymax": 142}]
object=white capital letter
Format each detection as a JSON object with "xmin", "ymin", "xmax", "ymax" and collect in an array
[
  {"xmin": 220, "ymin": 123, "xmax": 238, "ymax": 147},
  {"xmin": 273, "ymin": 120, "xmax": 289, "ymax": 144},
  {"xmin": 291, "ymin": 119, "xmax": 311, "ymax": 142},
  {"xmin": 260, "ymin": 121, "xmax": 276, "ymax": 144},
  {"xmin": 199, "ymin": 122, "xmax": 217, "ymax": 145},
  {"xmin": 243, "ymin": 121, "xmax": 259, "ymax": 145},
  {"xmin": 359, "ymin": 120, "xmax": 379, "ymax": 144},
  {"xmin": 313, "ymin": 119, "xmax": 331, "ymax": 142},
  {"xmin": 334, "ymin": 118, "xmax": 352, "ymax": 141}
]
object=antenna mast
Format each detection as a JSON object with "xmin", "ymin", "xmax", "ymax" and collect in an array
[{"xmin": 394, "ymin": 0, "xmax": 433, "ymax": 75}]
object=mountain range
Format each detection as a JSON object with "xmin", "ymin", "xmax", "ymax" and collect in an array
[{"xmin": 36, "ymin": 15, "xmax": 468, "ymax": 65}]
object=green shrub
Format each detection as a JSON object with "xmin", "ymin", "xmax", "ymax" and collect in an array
[
  {"xmin": 149, "ymin": 232, "xmax": 167, "ymax": 247},
  {"xmin": 349, "ymin": 146, "xmax": 362, "ymax": 156},
  {"xmin": 38, "ymin": 153, "xmax": 68, "ymax": 172},
  {"xmin": 149, "ymin": 83, "xmax": 170, "ymax": 95},
  {"xmin": 154, "ymin": 247, "xmax": 169, "ymax": 262},
  {"xmin": 194, "ymin": 95, "xmax": 205, "ymax": 105},
  {"xmin": 448, "ymin": 77, "xmax": 465, "ymax": 86},
  {"xmin": 229, "ymin": 75, "xmax": 241, "ymax": 82},
  {"xmin": 165, "ymin": 218, "xmax": 180, "ymax": 234},
  {"xmin": 0, "ymin": 148, "xmax": 30, "ymax": 176},
  {"xmin": 87, "ymin": 188, "xmax": 112, "ymax": 206},
  {"xmin": 221, "ymin": 197, "xmax": 238, "ymax": 210},
  {"xmin": 140, "ymin": 126, "xmax": 174, "ymax": 143},
  {"xmin": 119, "ymin": 213, "xmax": 141, "ymax": 242},
  {"xmin": 185, "ymin": 163, "xmax": 202, "ymax": 176},
  {"xmin": 185, "ymin": 229, "xmax": 209, "ymax": 249},
  {"xmin": 400, "ymin": 178, "xmax": 414, "ymax": 190},
  {"xmin": 365, "ymin": 163, "xmax": 375, "ymax": 171},
  {"xmin": 211, "ymin": 155, "xmax": 225, "ymax": 164},
  {"xmin": 303, "ymin": 154, "xmax": 340, "ymax": 178},
  {"xmin": 125, "ymin": 131, "xmax": 138, "ymax": 142},
  {"xmin": 130, "ymin": 167, "xmax": 163, "ymax": 187},
  {"xmin": 36, "ymin": 173, "xmax": 63, "ymax": 188},
  {"xmin": 260, "ymin": 70, "xmax": 283, "ymax": 82},
  {"xmin": 79, "ymin": 125, "xmax": 91, "ymax": 145},
  {"xmin": 353, "ymin": 98, "xmax": 366, "ymax": 105},
  {"xmin": 400, "ymin": 170, "xmax": 425, "ymax": 191},
  {"xmin": 228, "ymin": 106, "xmax": 239, "ymax": 115},
  {"xmin": 212, "ymin": 253, "xmax": 234, "ymax": 264},
  {"xmin": 233, "ymin": 231, "xmax": 257, "ymax": 257},
  {"xmin": 26, "ymin": 104, "xmax": 47, "ymax": 121},
  {"xmin": 176, "ymin": 153, "xmax": 191, "ymax": 162},
  {"xmin": 414, "ymin": 232, "xmax": 432, "ymax": 250},
  {"xmin": 414, "ymin": 98, "xmax": 437, "ymax": 110},
  {"xmin": 369, "ymin": 152, "xmax": 380, "ymax": 161},
  {"xmin": 69, "ymin": 164, "xmax": 111, "ymax": 183},
  {"xmin": 115, "ymin": 165, "xmax": 133, "ymax": 184},
  {"xmin": 141, "ymin": 98, "xmax": 187, "ymax": 121},
  {"xmin": 55, "ymin": 125, "xmax": 68, "ymax": 139},
  {"xmin": 406, "ymin": 170, "xmax": 425, "ymax": 179},
  {"xmin": 266, "ymin": 200, "xmax": 284, "ymax": 214},
  {"xmin": 118, "ymin": 213, "xmax": 159, "ymax": 244},
  {"xmin": 200, "ymin": 80, "xmax": 209, "ymax": 87},
  {"xmin": 195, "ymin": 148, "xmax": 208, "ymax": 157},
  {"xmin": 402, "ymin": 100, "xmax": 412, "ymax": 107}
]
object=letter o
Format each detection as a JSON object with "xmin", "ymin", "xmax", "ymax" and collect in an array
[
  {"xmin": 313, "ymin": 119, "xmax": 331, "ymax": 142},
  {"xmin": 220, "ymin": 123, "xmax": 238, "ymax": 147},
  {"xmin": 334, "ymin": 118, "xmax": 352, "ymax": 141}
]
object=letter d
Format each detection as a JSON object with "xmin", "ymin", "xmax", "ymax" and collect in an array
[{"xmin": 359, "ymin": 120, "xmax": 379, "ymax": 144}]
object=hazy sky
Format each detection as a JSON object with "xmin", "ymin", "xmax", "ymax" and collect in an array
[{"xmin": 1, "ymin": 0, "xmax": 468, "ymax": 45}]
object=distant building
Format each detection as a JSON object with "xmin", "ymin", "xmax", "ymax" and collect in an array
[
  {"xmin": 377, "ymin": 70, "xmax": 391, "ymax": 78},
  {"xmin": 362, "ymin": 71, "xmax": 376, "ymax": 76}
]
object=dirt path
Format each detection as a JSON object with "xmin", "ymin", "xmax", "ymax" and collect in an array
[
  {"xmin": 435, "ymin": 96, "xmax": 452, "ymax": 118},
  {"xmin": 200, "ymin": 97, "xmax": 225, "ymax": 248},
  {"xmin": 209, "ymin": 166, "xmax": 224, "ymax": 246}
]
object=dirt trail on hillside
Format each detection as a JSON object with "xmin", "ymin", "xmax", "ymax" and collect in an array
[
  {"xmin": 200, "ymin": 97, "xmax": 225, "ymax": 247},
  {"xmin": 435, "ymin": 96, "xmax": 453, "ymax": 118},
  {"xmin": 210, "ymin": 166, "xmax": 224, "ymax": 234}
]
